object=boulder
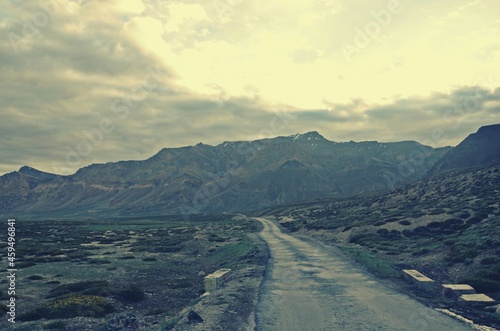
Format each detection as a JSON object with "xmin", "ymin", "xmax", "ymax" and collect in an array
[{"xmin": 188, "ymin": 310, "xmax": 204, "ymax": 324}]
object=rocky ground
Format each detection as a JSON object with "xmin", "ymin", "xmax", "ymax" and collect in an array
[
  {"xmin": 0, "ymin": 216, "xmax": 268, "ymax": 331},
  {"xmin": 171, "ymin": 256, "xmax": 266, "ymax": 331}
]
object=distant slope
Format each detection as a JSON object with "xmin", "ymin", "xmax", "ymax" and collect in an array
[
  {"xmin": 0, "ymin": 132, "xmax": 448, "ymax": 218},
  {"xmin": 428, "ymin": 124, "xmax": 500, "ymax": 176},
  {"xmin": 0, "ymin": 167, "xmax": 62, "ymax": 213}
]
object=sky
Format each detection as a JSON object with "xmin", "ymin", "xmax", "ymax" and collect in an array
[{"xmin": 1, "ymin": 0, "xmax": 499, "ymax": 175}]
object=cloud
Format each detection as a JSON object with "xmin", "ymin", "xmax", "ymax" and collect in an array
[
  {"xmin": 0, "ymin": 0, "xmax": 499, "ymax": 176},
  {"xmin": 114, "ymin": 0, "xmax": 145, "ymax": 15},
  {"xmin": 163, "ymin": 3, "xmax": 211, "ymax": 33}
]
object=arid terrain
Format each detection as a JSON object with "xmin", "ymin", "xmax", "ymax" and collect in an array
[{"xmin": 0, "ymin": 215, "xmax": 267, "ymax": 330}]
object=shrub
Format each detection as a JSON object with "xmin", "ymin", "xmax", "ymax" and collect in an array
[
  {"xmin": 443, "ymin": 239, "xmax": 455, "ymax": 246},
  {"xmin": 376, "ymin": 229, "xmax": 391, "ymax": 236},
  {"xmin": 156, "ymin": 246, "xmax": 182, "ymax": 253},
  {"xmin": 442, "ymin": 218, "xmax": 469, "ymax": 230},
  {"xmin": 146, "ymin": 308, "xmax": 165, "ymax": 316},
  {"xmin": 444, "ymin": 218, "xmax": 463, "ymax": 225},
  {"xmin": 116, "ymin": 284, "xmax": 145, "ymax": 302},
  {"xmin": 17, "ymin": 261, "xmax": 36, "ymax": 268},
  {"xmin": 27, "ymin": 275, "xmax": 44, "ymax": 280},
  {"xmin": 412, "ymin": 248, "xmax": 432, "ymax": 256},
  {"xmin": 458, "ymin": 211, "xmax": 471, "ymax": 219},
  {"xmin": 19, "ymin": 295, "xmax": 114, "ymax": 321},
  {"xmin": 208, "ymin": 233, "xmax": 226, "ymax": 242},
  {"xmin": 166, "ymin": 279, "xmax": 193, "ymax": 289},
  {"xmin": 398, "ymin": 220, "xmax": 411, "ymax": 226},
  {"xmin": 342, "ymin": 225, "xmax": 353, "ymax": 232},
  {"xmin": 446, "ymin": 244, "xmax": 479, "ymax": 263},
  {"xmin": 87, "ymin": 259, "xmax": 111, "ymax": 264},
  {"xmin": 66, "ymin": 250, "xmax": 93, "ymax": 260},
  {"xmin": 142, "ymin": 257, "xmax": 157, "ymax": 262},
  {"xmin": 118, "ymin": 254, "xmax": 135, "ymax": 260},
  {"xmin": 349, "ymin": 233, "xmax": 377, "ymax": 245},
  {"xmin": 460, "ymin": 278, "xmax": 500, "ymax": 293},
  {"xmin": 341, "ymin": 247, "xmax": 399, "ymax": 279},
  {"xmin": 43, "ymin": 321, "xmax": 67, "ymax": 329},
  {"xmin": 409, "ymin": 226, "xmax": 430, "ymax": 237},
  {"xmin": 466, "ymin": 216, "xmax": 483, "ymax": 225},
  {"xmin": 480, "ymin": 257, "xmax": 498, "ymax": 265},
  {"xmin": 162, "ymin": 316, "xmax": 180, "ymax": 331},
  {"xmin": 427, "ymin": 222, "xmax": 442, "ymax": 229},
  {"xmin": 47, "ymin": 280, "xmax": 110, "ymax": 298}
]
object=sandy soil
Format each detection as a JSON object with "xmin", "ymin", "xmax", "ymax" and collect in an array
[{"xmin": 254, "ymin": 217, "xmax": 474, "ymax": 331}]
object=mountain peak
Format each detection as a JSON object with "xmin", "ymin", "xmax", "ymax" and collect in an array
[
  {"xmin": 279, "ymin": 159, "xmax": 306, "ymax": 169},
  {"xmin": 19, "ymin": 166, "xmax": 41, "ymax": 174},
  {"xmin": 16, "ymin": 166, "xmax": 59, "ymax": 183},
  {"xmin": 291, "ymin": 131, "xmax": 327, "ymax": 141},
  {"xmin": 476, "ymin": 123, "xmax": 500, "ymax": 135},
  {"xmin": 428, "ymin": 123, "xmax": 500, "ymax": 175},
  {"xmin": 304, "ymin": 131, "xmax": 324, "ymax": 138},
  {"xmin": 18, "ymin": 166, "xmax": 59, "ymax": 178}
]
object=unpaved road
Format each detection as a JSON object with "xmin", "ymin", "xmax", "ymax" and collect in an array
[{"xmin": 254, "ymin": 217, "xmax": 473, "ymax": 331}]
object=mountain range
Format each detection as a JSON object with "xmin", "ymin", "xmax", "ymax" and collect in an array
[{"xmin": 1, "ymin": 124, "xmax": 499, "ymax": 218}]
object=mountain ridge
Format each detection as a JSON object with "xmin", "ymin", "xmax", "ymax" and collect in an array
[
  {"xmin": 428, "ymin": 124, "xmax": 500, "ymax": 176},
  {"xmin": 0, "ymin": 131, "xmax": 450, "ymax": 218}
]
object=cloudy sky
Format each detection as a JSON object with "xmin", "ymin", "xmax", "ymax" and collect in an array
[{"xmin": 1, "ymin": 0, "xmax": 499, "ymax": 175}]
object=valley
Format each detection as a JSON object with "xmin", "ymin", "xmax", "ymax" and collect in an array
[
  {"xmin": 2, "ymin": 0, "xmax": 500, "ymax": 329},
  {"xmin": 1, "ymin": 124, "xmax": 500, "ymax": 330}
]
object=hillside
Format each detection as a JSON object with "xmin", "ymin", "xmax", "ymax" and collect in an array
[
  {"xmin": 0, "ymin": 132, "xmax": 449, "ymax": 218},
  {"xmin": 257, "ymin": 164, "xmax": 500, "ymax": 303},
  {"xmin": 428, "ymin": 124, "xmax": 500, "ymax": 176}
]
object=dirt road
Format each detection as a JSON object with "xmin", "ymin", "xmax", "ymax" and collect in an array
[{"xmin": 254, "ymin": 217, "xmax": 473, "ymax": 331}]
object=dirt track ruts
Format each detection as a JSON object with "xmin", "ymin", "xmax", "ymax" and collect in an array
[{"xmin": 254, "ymin": 217, "xmax": 473, "ymax": 331}]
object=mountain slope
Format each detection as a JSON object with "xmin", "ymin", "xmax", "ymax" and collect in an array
[
  {"xmin": 0, "ymin": 131, "xmax": 449, "ymax": 218},
  {"xmin": 259, "ymin": 163, "xmax": 500, "ymax": 300},
  {"xmin": 428, "ymin": 124, "xmax": 500, "ymax": 176}
]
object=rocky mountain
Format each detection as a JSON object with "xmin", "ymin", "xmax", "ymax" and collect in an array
[
  {"xmin": 0, "ymin": 131, "xmax": 449, "ymax": 218},
  {"xmin": 428, "ymin": 124, "xmax": 500, "ymax": 176}
]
